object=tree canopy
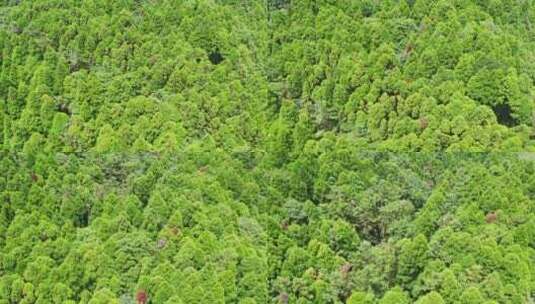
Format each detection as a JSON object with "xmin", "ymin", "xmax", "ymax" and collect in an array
[{"xmin": 1, "ymin": 0, "xmax": 535, "ymax": 303}]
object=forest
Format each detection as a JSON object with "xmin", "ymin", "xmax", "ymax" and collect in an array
[{"xmin": 1, "ymin": 0, "xmax": 534, "ymax": 303}]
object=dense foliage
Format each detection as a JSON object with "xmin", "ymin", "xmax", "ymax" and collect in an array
[{"xmin": 1, "ymin": 0, "xmax": 535, "ymax": 303}]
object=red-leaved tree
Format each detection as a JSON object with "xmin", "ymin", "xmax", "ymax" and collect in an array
[{"xmin": 136, "ymin": 290, "xmax": 148, "ymax": 304}]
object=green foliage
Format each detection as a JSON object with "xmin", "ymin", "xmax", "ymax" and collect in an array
[
  {"xmin": 379, "ymin": 286, "xmax": 410, "ymax": 304},
  {"xmin": 415, "ymin": 291, "xmax": 445, "ymax": 304},
  {"xmin": 347, "ymin": 291, "xmax": 375, "ymax": 304},
  {"xmin": 1, "ymin": 1, "xmax": 535, "ymax": 303}
]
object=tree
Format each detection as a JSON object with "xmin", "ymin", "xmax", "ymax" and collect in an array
[
  {"xmin": 415, "ymin": 291, "xmax": 445, "ymax": 304},
  {"xmin": 347, "ymin": 291, "xmax": 375, "ymax": 304},
  {"xmin": 379, "ymin": 287, "xmax": 410, "ymax": 304},
  {"xmin": 88, "ymin": 289, "xmax": 120, "ymax": 304}
]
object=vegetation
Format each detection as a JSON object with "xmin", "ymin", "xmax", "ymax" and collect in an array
[{"xmin": 1, "ymin": 0, "xmax": 534, "ymax": 303}]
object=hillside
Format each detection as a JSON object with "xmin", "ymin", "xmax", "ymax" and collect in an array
[{"xmin": 1, "ymin": 1, "xmax": 535, "ymax": 303}]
